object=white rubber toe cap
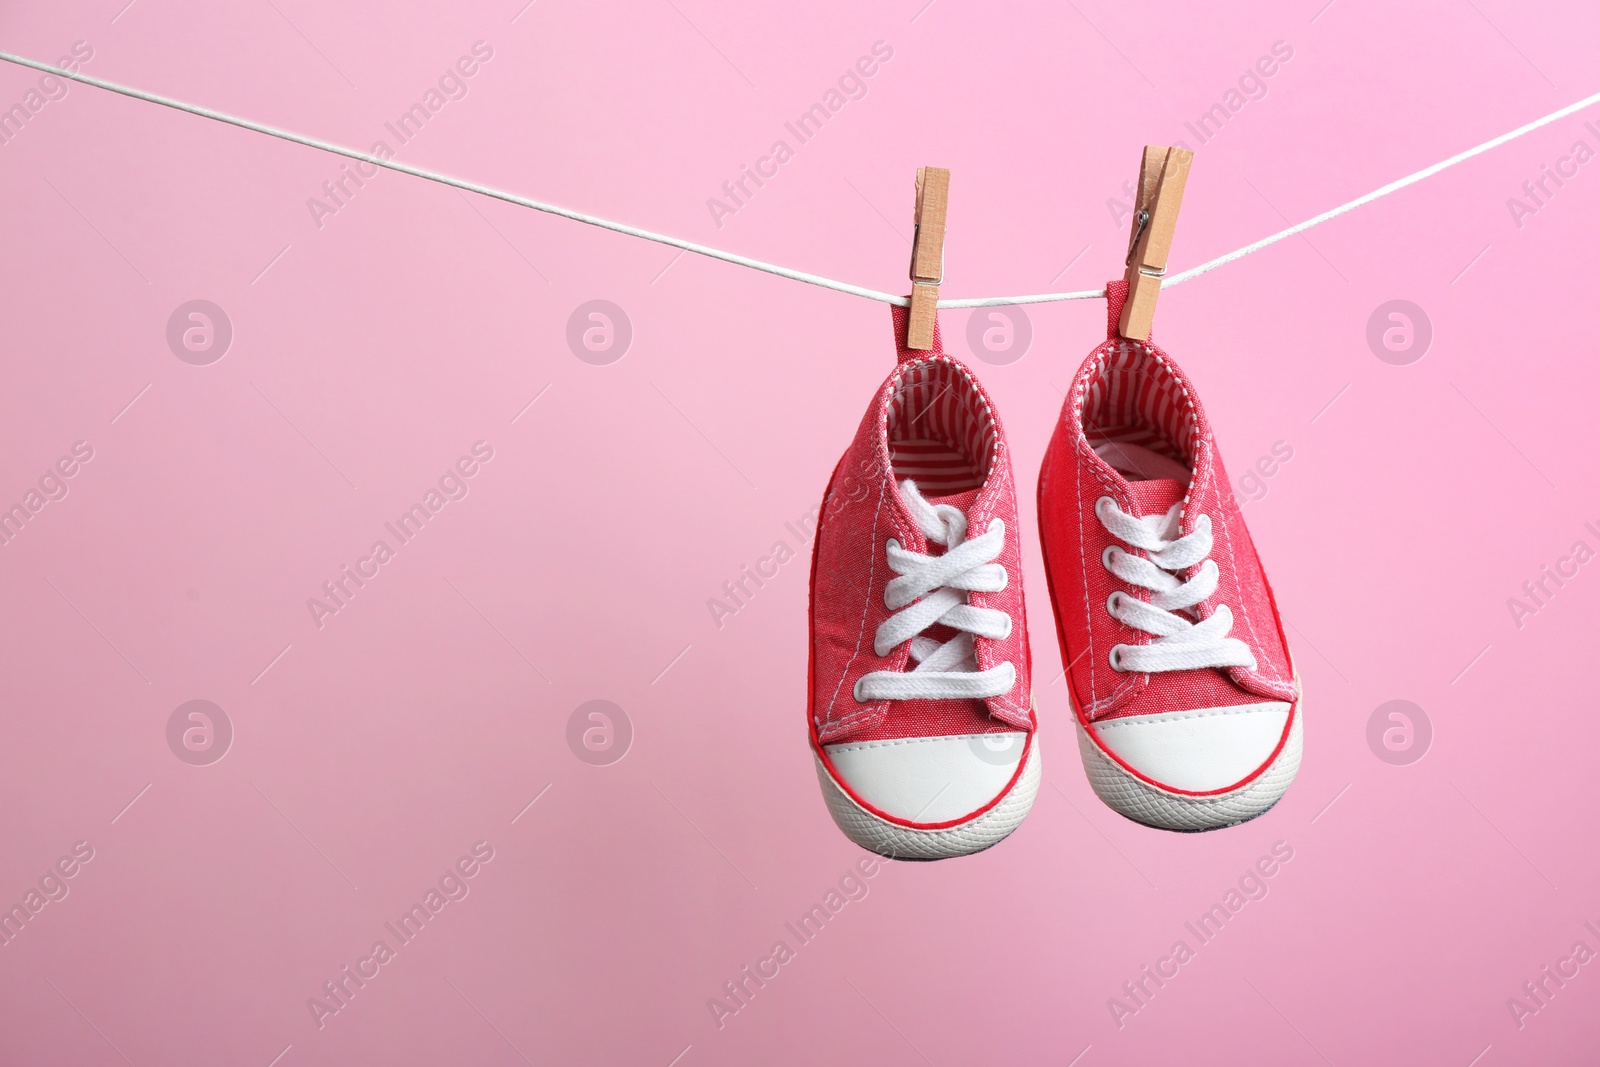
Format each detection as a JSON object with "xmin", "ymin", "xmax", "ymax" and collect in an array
[
  {"xmin": 821, "ymin": 732, "xmax": 1029, "ymax": 824},
  {"xmin": 1089, "ymin": 702, "xmax": 1291, "ymax": 793}
]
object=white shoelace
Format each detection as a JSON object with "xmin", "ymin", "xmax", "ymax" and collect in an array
[
  {"xmin": 1096, "ymin": 496, "xmax": 1257, "ymax": 674},
  {"xmin": 854, "ymin": 480, "xmax": 1017, "ymax": 702}
]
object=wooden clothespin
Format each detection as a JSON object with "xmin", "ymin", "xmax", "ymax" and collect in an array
[
  {"xmin": 907, "ymin": 166, "xmax": 950, "ymax": 350},
  {"xmin": 1119, "ymin": 146, "xmax": 1193, "ymax": 341}
]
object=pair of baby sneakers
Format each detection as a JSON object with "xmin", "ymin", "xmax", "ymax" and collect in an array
[{"xmin": 807, "ymin": 285, "xmax": 1301, "ymax": 859}]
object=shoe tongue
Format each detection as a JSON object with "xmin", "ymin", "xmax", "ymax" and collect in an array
[
  {"xmin": 1122, "ymin": 477, "xmax": 1186, "ymax": 518},
  {"xmin": 925, "ymin": 487, "xmax": 980, "ymax": 511},
  {"xmin": 913, "ymin": 486, "xmax": 983, "ymax": 551}
]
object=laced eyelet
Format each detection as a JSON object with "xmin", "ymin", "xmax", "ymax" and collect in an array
[
  {"xmin": 851, "ymin": 480, "xmax": 1018, "ymax": 704},
  {"xmin": 1089, "ymin": 485, "xmax": 1249, "ymax": 675}
]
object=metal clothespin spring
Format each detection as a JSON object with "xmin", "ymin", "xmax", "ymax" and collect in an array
[{"xmin": 1124, "ymin": 208, "xmax": 1150, "ymax": 267}]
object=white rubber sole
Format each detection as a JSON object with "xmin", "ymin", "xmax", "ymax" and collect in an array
[
  {"xmin": 1076, "ymin": 700, "xmax": 1303, "ymax": 832},
  {"xmin": 813, "ymin": 739, "xmax": 1041, "ymax": 860}
]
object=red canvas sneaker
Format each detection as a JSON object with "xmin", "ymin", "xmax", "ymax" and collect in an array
[
  {"xmin": 1038, "ymin": 282, "xmax": 1301, "ymax": 832},
  {"xmin": 808, "ymin": 307, "xmax": 1039, "ymax": 860}
]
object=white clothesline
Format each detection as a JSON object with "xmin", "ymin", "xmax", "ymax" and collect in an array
[{"xmin": 3, "ymin": 48, "xmax": 1596, "ymax": 308}]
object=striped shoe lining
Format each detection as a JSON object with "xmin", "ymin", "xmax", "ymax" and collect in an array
[
  {"xmin": 1081, "ymin": 342, "xmax": 1196, "ymax": 464},
  {"xmin": 889, "ymin": 439, "xmax": 982, "ymax": 495},
  {"xmin": 886, "ymin": 360, "xmax": 995, "ymax": 496}
]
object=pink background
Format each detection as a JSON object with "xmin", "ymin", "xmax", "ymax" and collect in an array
[{"xmin": 2, "ymin": 0, "xmax": 1598, "ymax": 1063}]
